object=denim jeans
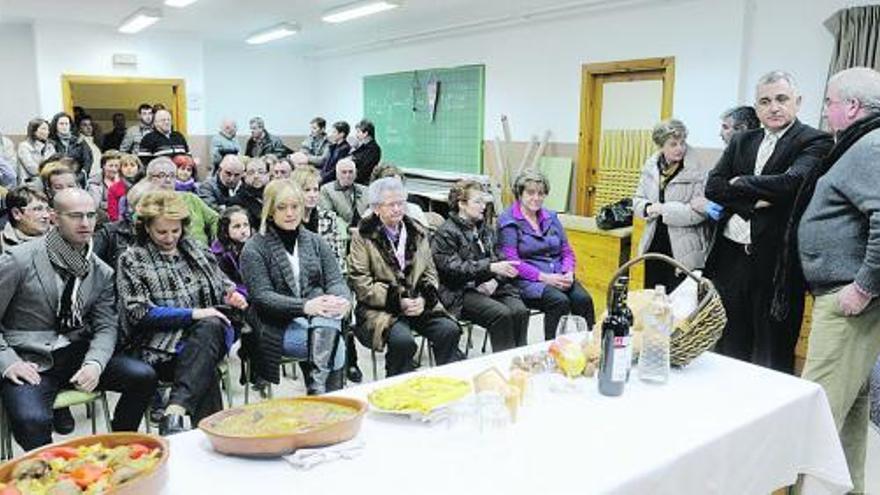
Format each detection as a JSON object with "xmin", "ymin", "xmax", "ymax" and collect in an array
[
  {"xmin": 0, "ymin": 341, "xmax": 157, "ymax": 451},
  {"xmin": 282, "ymin": 316, "xmax": 344, "ymax": 394}
]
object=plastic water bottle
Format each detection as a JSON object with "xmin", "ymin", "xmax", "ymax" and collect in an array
[{"xmin": 638, "ymin": 285, "xmax": 672, "ymax": 384}]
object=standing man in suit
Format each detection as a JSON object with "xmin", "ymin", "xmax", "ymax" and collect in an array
[
  {"xmin": 351, "ymin": 119, "xmax": 382, "ymax": 185},
  {"xmin": 0, "ymin": 188, "xmax": 156, "ymax": 450},
  {"xmin": 320, "ymin": 121, "xmax": 352, "ymax": 185},
  {"xmin": 704, "ymin": 71, "xmax": 833, "ymax": 374}
]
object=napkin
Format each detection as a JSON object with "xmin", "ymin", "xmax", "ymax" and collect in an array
[{"xmin": 283, "ymin": 439, "xmax": 365, "ymax": 470}]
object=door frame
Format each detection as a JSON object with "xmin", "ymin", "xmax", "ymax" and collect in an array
[
  {"xmin": 575, "ymin": 57, "xmax": 675, "ymax": 215},
  {"xmin": 61, "ymin": 75, "xmax": 188, "ymax": 135}
]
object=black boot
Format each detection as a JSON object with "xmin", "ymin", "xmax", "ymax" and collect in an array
[
  {"xmin": 326, "ymin": 369, "xmax": 345, "ymax": 393},
  {"xmin": 345, "ymin": 333, "xmax": 363, "ymax": 383},
  {"xmin": 53, "ymin": 407, "xmax": 75, "ymax": 435},
  {"xmin": 299, "ymin": 362, "xmax": 317, "ymax": 395},
  {"xmin": 159, "ymin": 414, "xmax": 186, "ymax": 436}
]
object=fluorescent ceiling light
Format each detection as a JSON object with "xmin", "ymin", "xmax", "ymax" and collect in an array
[
  {"xmin": 118, "ymin": 8, "xmax": 162, "ymax": 34},
  {"xmin": 165, "ymin": 0, "xmax": 199, "ymax": 7},
  {"xmin": 322, "ymin": 1, "xmax": 401, "ymax": 23},
  {"xmin": 245, "ymin": 22, "xmax": 300, "ymax": 45}
]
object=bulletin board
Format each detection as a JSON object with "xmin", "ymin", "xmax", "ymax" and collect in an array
[{"xmin": 363, "ymin": 64, "xmax": 484, "ymax": 174}]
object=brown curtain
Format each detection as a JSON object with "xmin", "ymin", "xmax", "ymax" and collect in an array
[
  {"xmin": 822, "ymin": 6, "xmax": 880, "ymax": 129},
  {"xmin": 825, "ymin": 5, "xmax": 880, "ymax": 74}
]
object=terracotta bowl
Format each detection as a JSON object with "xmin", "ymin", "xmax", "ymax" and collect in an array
[
  {"xmin": 0, "ymin": 433, "xmax": 169, "ymax": 494},
  {"xmin": 198, "ymin": 396, "xmax": 367, "ymax": 457}
]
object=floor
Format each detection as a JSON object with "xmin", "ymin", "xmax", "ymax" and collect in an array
[{"xmin": 5, "ymin": 315, "xmax": 880, "ymax": 493}]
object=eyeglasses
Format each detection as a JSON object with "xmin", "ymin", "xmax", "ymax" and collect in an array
[
  {"xmin": 59, "ymin": 211, "xmax": 98, "ymax": 222},
  {"xmin": 150, "ymin": 172, "xmax": 174, "ymax": 180}
]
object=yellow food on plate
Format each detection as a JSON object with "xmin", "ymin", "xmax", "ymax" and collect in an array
[
  {"xmin": 369, "ymin": 376, "xmax": 471, "ymax": 414},
  {"xmin": 210, "ymin": 399, "xmax": 360, "ymax": 437}
]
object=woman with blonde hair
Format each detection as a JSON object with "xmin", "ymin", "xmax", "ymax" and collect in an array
[
  {"xmin": 241, "ymin": 179, "xmax": 351, "ymax": 394},
  {"xmin": 117, "ymin": 190, "xmax": 248, "ymax": 435}
]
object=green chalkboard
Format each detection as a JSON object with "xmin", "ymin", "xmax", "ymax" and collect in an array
[{"xmin": 363, "ymin": 64, "xmax": 484, "ymax": 174}]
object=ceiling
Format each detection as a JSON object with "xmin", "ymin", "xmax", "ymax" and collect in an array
[{"xmin": 0, "ymin": 0, "xmax": 670, "ymax": 55}]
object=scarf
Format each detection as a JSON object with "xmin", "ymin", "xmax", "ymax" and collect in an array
[
  {"xmin": 45, "ymin": 228, "xmax": 91, "ymax": 332},
  {"xmin": 265, "ymin": 224, "xmax": 302, "ymax": 297},
  {"xmin": 657, "ymin": 154, "xmax": 683, "ymax": 190},
  {"xmin": 770, "ymin": 113, "xmax": 880, "ymax": 321},
  {"xmin": 272, "ymin": 222, "xmax": 299, "ymax": 253}
]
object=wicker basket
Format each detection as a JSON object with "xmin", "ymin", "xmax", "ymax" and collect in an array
[{"xmin": 607, "ymin": 253, "xmax": 727, "ymax": 367}]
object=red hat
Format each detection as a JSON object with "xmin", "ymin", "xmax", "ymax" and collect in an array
[{"xmin": 172, "ymin": 154, "xmax": 195, "ymax": 169}]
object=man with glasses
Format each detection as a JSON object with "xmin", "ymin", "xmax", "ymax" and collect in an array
[
  {"xmin": 231, "ymin": 157, "xmax": 269, "ymax": 226},
  {"xmin": 1, "ymin": 186, "xmax": 50, "ymax": 253},
  {"xmin": 199, "ymin": 154, "xmax": 244, "ymax": 212},
  {"xmin": 704, "ymin": 70, "xmax": 833, "ymax": 374},
  {"xmin": 145, "ymin": 158, "xmax": 218, "ymax": 246},
  {"xmin": 0, "ymin": 188, "xmax": 156, "ymax": 451},
  {"xmin": 795, "ymin": 67, "xmax": 880, "ymax": 494}
]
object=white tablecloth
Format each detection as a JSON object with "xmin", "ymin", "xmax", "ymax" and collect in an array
[{"xmin": 163, "ymin": 347, "xmax": 852, "ymax": 494}]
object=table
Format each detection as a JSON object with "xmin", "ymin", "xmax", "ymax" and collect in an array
[{"xmin": 163, "ymin": 346, "xmax": 851, "ymax": 494}]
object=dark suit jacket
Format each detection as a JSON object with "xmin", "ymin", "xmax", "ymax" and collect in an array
[
  {"xmin": 320, "ymin": 141, "xmax": 352, "ymax": 185},
  {"xmin": 705, "ymin": 120, "xmax": 832, "ymax": 262},
  {"xmin": 351, "ymin": 139, "xmax": 382, "ymax": 185}
]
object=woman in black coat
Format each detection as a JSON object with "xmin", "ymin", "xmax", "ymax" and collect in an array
[
  {"xmin": 49, "ymin": 112, "xmax": 93, "ymax": 183},
  {"xmin": 241, "ymin": 179, "xmax": 351, "ymax": 394},
  {"xmin": 431, "ymin": 180, "xmax": 530, "ymax": 351}
]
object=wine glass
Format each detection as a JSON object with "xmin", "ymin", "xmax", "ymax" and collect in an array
[{"xmin": 556, "ymin": 314, "xmax": 588, "ymax": 339}]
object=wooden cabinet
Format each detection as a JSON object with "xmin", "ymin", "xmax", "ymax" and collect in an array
[{"xmin": 559, "ymin": 214, "xmax": 632, "ymax": 315}]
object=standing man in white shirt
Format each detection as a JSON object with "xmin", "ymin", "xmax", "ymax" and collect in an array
[{"xmin": 704, "ymin": 71, "xmax": 833, "ymax": 374}]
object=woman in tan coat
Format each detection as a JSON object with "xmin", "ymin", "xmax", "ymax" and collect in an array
[
  {"xmin": 633, "ymin": 119, "xmax": 711, "ymax": 290},
  {"xmin": 347, "ymin": 177, "xmax": 461, "ymax": 377}
]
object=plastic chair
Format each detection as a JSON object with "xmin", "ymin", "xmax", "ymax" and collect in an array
[{"xmin": 0, "ymin": 390, "xmax": 111, "ymax": 460}]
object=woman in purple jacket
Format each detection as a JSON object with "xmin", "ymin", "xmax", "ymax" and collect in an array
[{"xmin": 498, "ymin": 169, "xmax": 595, "ymax": 340}]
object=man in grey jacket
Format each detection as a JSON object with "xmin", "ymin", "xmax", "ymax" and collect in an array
[
  {"xmin": 0, "ymin": 188, "xmax": 156, "ymax": 450},
  {"xmin": 119, "ymin": 103, "xmax": 154, "ymax": 154},
  {"xmin": 210, "ymin": 119, "xmax": 240, "ymax": 172},
  {"xmin": 797, "ymin": 67, "xmax": 880, "ymax": 494},
  {"xmin": 198, "ymin": 154, "xmax": 244, "ymax": 212}
]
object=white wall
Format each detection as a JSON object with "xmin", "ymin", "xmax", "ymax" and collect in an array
[
  {"xmin": 312, "ymin": 0, "xmax": 747, "ymax": 147},
  {"xmin": 0, "ymin": 23, "xmax": 40, "ymax": 136},
  {"xmin": 741, "ymin": 0, "xmax": 878, "ymax": 127},
  {"xmin": 31, "ymin": 19, "xmax": 207, "ymax": 134},
  {"xmin": 1, "ymin": 0, "xmax": 870, "ymax": 146},
  {"xmin": 203, "ymin": 42, "xmax": 315, "ymax": 136},
  {"xmin": 310, "ymin": 0, "xmax": 863, "ymax": 148}
]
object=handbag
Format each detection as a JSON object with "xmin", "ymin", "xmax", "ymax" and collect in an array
[{"xmin": 596, "ymin": 198, "xmax": 633, "ymax": 230}]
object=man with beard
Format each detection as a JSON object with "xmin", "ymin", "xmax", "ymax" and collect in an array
[{"xmin": 231, "ymin": 157, "xmax": 269, "ymax": 226}]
